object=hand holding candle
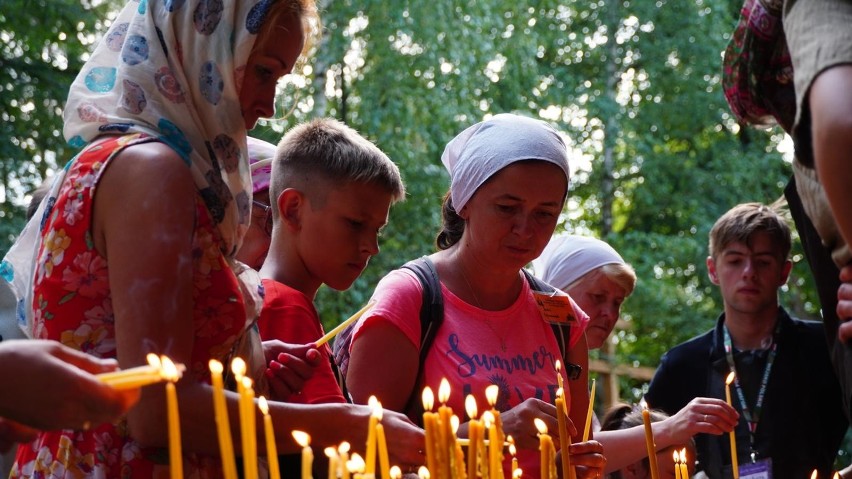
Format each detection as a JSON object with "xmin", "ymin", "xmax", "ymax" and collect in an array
[{"xmin": 725, "ymin": 372, "xmax": 739, "ymax": 479}]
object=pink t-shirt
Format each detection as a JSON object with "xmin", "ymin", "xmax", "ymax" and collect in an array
[{"xmin": 350, "ymin": 268, "xmax": 589, "ymax": 476}]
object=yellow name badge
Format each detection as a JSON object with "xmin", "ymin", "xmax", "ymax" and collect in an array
[{"xmin": 532, "ymin": 290, "xmax": 577, "ymax": 326}]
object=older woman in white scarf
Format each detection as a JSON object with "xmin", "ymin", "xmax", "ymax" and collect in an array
[{"xmin": 533, "ymin": 235, "xmax": 738, "ymax": 475}]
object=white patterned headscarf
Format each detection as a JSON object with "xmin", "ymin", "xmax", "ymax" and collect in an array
[
  {"xmin": 440, "ymin": 113, "xmax": 570, "ymax": 211},
  {"xmin": 63, "ymin": 0, "xmax": 283, "ymax": 256},
  {"xmin": 532, "ymin": 234, "xmax": 627, "ymax": 291}
]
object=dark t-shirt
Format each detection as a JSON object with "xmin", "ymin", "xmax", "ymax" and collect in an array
[{"xmin": 645, "ymin": 309, "xmax": 848, "ymax": 479}]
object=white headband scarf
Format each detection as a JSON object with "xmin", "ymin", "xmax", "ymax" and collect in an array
[
  {"xmin": 64, "ymin": 0, "xmax": 278, "ymax": 256},
  {"xmin": 532, "ymin": 234, "xmax": 626, "ymax": 291},
  {"xmin": 440, "ymin": 113, "xmax": 570, "ymax": 211}
]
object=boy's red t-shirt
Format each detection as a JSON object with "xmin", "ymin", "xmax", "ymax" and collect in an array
[{"xmin": 256, "ymin": 278, "xmax": 346, "ymax": 404}]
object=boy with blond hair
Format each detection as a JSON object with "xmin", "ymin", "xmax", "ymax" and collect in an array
[{"xmin": 257, "ymin": 118, "xmax": 405, "ymax": 404}]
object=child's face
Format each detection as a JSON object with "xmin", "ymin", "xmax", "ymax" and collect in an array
[{"xmin": 297, "ymin": 181, "xmax": 393, "ymax": 291}]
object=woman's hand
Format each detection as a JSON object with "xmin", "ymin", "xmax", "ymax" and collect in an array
[
  {"xmin": 500, "ymin": 398, "xmax": 573, "ymax": 451},
  {"xmin": 658, "ymin": 397, "xmax": 738, "ymax": 445},
  {"xmin": 0, "ymin": 340, "xmax": 139, "ymax": 431},
  {"xmin": 381, "ymin": 408, "xmax": 427, "ymax": 470},
  {"xmin": 560, "ymin": 440, "xmax": 606, "ymax": 479}
]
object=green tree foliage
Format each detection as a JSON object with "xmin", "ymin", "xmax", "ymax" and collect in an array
[{"xmin": 0, "ymin": 0, "xmax": 118, "ymax": 247}]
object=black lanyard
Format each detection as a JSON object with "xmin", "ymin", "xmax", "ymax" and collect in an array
[{"xmin": 723, "ymin": 322, "xmax": 780, "ymax": 461}]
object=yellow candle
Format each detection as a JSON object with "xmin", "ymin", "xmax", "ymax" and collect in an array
[
  {"xmin": 556, "ymin": 388, "xmax": 571, "ymax": 479},
  {"xmin": 162, "ymin": 356, "xmax": 183, "ymax": 479},
  {"xmin": 241, "ymin": 376, "xmax": 258, "ymax": 479},
  {"xmin": 465, "ymin": 395, "xmax": 480, "ymax": 479},
  {"xmin": 583, "ymin": 378, "xmax": 596, "ymax": 441},
  {"xmin": 313, "ymin": 302, "xmax": 373, "ymax": 347},
  {"xmin": 673, "ymin": 450, "xmax": 681, "ymax": 479},
  {"xmin": 293, "ymin": 431, "xmax": 313, "ymax": 479},
  {"xmin": 209, "ymin": 360, "xmax": 237, "ymax": 479},
  {"xmin": 376, "ymin": 417, "xmax": 391, "ymax": 479},
  {"xmin": 339, "ymin": 442, "xmax": 351, "ymax": 479},
  {"xmin": 641, "ymin": 405, "xmax": 660, "ymax": 479},
  {"xmin": 364, "ymin": 396, "xmax": 379, "ymax": 475},
  {"xmin": 438, "ymin": 379, "xmax": 454, "ymax": 479},
  {"xmin": 535, "ymin": 418, "xmax": 553, "ymax": 479},
  {"xmin": 487, "ymin": 411, "xmax": 502, "ymax": 479},
  {"xmin": 480, "ymin": 412, "xmax": 494, "ymax": 479},
  {"xmin": 725, "ymin": 372, "xmax": 739, "ymax": 479},
  {"xmin": 258, "ymin": 397, "xmax": 280, "ymax": 479},
  {"xmin": 679, "ymin": 448, "xmax": 688, "ymax": 479},
  {"xmin": 485, "ymin": 384, "xmax": 504, "ymax": 446},
  {"xmin": 508, "ymin": 436, "xmax": 518, "ymax": 478},
  {"xmin": 324, "ymin": 447, "xmax": 338, "ymax": 479},
  {"xmin": 555, "ymin": 360, "xmax": 565, "ymax": 393}
]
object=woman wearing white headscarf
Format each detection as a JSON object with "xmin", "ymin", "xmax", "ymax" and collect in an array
[
  {"xmin": 346, "ymin": 113, "xmax": 605, "ymax": 478},
  {"xmin": 532, "ymin": 235, "xmax": 738, "ymax": 475},
  {"xmin": 532, "ymin": 234, "xmax": 637, "ymax": 350}
]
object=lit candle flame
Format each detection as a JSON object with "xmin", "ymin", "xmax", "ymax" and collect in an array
[
  {"xmin": 258, "ymin": 396, "xmax": 269, "ymax": 416},
  {"xmin": 485, "ymin": 384, "xmax": 498, "ymax": 406},
  {"xmin": 209, "ymin": 359, "xmax": 223, "ymax": 375},
  {"xmin": 231, "ymin": 357, "xmax": 247, "ymax": 379},
  {"xmin": 389, "ymin": 465, "xmax": 402, "ymax": 479},
  {"xmin": 292, "ymin": 430, "xmax": 311, "ymax": 447},
  {"xmin": 482, "ymin": 410, "xmax": 495, "ymax": 428},
  {"xmin": 810, "ymin": 470, "xmax": 818, "ymax": 479},
  {"xmin": 513, "ymin": 469, "xmax": 523, "ymax": 479},
  {"xmin": 673, "ymin": 450, "xmax": 679, "ymax": 464},
  {"xmin": 509, "ymin": 442, "xmax": 517, "ymax": 456},
  {"xmin": 438, "ymin": 378, "xmax": 450, "ymax": 404},
  {"xmin": 465, "ymin": 394, "xmax": 478, "ymax": 419},
  {"xmin": 534, "ymin": 417, "xmax": 548, "ymax": 434},
  {"xmin": 418, "ymin": 465, "xmax": 430, "ymax": 479},
  {"xmin": 555, "ymin": 359, "xmax": 562, "ymax": 373},
  {"xmin": 338, "ymin": 441, "xmax": 350, "ymax": 453},
  {"xmin": 147, "ymin": 353, "xmax": 162, "ymax": 370},
  {"xmin": 726, "ymin": 371, "xmax": 736, "ymax": 386},
  {"xmin": 679, "ymin": 448, "xmax": 687, "ymax": 462},
  {"xmin": 422, "ymin": 387, "xmax": 435, "ymax": 411},
  {"xmin": 324, "ymin": 447, "xmax": 336, "ymax": 458},
  {"xmin": 348, "ymin": 452, "xmax": 365, "ymax": 473},
  {"xmin": 161, "ymin": 356, "xmax": 181, "ymax": 382},
  {"xmin": 451, "ymin": 415, "xmax": 459, "ymax": 434},
  {"xmin": 639, "ymin": 398, "xmax": 649, "ymax": 410},
  {"xmin": 556, "ymin": 387, "xmax": 564, "ymax": 399}
]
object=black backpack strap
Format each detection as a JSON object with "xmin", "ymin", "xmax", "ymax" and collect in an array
[
  {"xmin": 400, "ymin": 256, "xmax": 444, "ymax": 425},
  {"xmin": 523, "ymin": 269, "xmax": 579, "ymax": 378}
]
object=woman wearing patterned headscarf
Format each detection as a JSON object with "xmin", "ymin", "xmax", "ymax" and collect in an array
[
  {"xmin": 5, "ymin": 1, "xmax": 425, "ymax": 477},
  {"xmin": 346, "ymin": 113, "xmax": 605, "ymax": 478}
]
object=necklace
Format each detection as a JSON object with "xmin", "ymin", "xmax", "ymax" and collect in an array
[{"xmin": 459, "ymin": 263, "xmax": 509, "ymax": 353}]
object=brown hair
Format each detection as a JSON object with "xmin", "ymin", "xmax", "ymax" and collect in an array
[
  {"xmin": 708, "ymin": 202, "xmax": 791, "ymax": 260},
  {"xmin": 436, "ymin": 191, "xmax": 464, "ymax": 250},
  {"xmin": 270, "ymin": 118, "xmax": 405, "ymax": 216},
  {"xmin": 252, "ymin": 0, "xmax": 320, "ymax": 57}
]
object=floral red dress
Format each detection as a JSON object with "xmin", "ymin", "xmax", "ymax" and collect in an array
[{"xmin": 12, "ymin": 134, "xmax": 247, "ymax": 479}]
